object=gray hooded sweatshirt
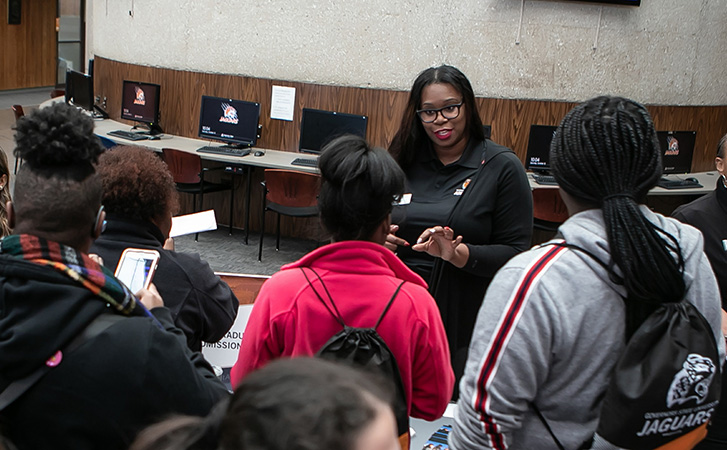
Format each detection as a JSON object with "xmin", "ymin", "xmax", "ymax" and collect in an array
[{"xmin": 451, "ymin": 208, "xmax": 725, "ymax": 450}]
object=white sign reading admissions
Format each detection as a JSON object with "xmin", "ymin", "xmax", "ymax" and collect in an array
[{"xmin": 201, "ymin": 304, "xmax": 253, "ymax": 368}]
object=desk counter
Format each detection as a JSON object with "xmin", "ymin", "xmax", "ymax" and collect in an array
[
  {"xmin": 528, "ymin": 171, "xmax": 717, "ymax": 196},
  {"xmin": 93, "ymin": 119, "xmax": 319, "ymax": 174}
]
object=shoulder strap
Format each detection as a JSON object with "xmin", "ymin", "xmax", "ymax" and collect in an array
[
  {"xmin": 549, "ymin": 241, "xmax": 610, "ymax": 272},
  {"xmin": 531, "ymin": 402, "xmax": 566, "ymax": 450},
  {"xmin": 0, "ymin": 313, "xmax": 124, "ymax": 412},
  {"xmin": 300, "ymin": 267, "xmax": 345, "ymax": 327},
  {"xmin": 430, "ymin": 140, "xmax": 514, "ymax": 294},
  {"xmin": 300, "ymin": 268, "xmax": 406, "ymax": 330},
  {"xmin": 374, "ymin": 281, "xmax": 406, "ymax": 329}
]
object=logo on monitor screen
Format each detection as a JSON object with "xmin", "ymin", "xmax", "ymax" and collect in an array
[
  {"xmin": 133, "ymin": 87, "xmax": 146, "ymax": 106},
  {"xmin": 219, "ymin": 103, "xmax": 239, "ymax": 125},
  {"xmin": 665, "ymin": 136, "xmax": 680, "ymax": 156}
]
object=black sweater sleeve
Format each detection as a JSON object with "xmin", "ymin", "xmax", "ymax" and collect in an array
[{"xmin": 462, "ymin": 151, "xmax": 534, "ymax": 278}]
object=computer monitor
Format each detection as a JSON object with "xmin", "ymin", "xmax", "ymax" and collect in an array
[
  {"xmin": 657, "ymin": 131, "xmax": 696, "ymax": 175},
  {"xmin": 299, "ymin": 108, "xmax": 368, "ymax": 154},
  {"xmin": 198, "ymin": 96, "xmax": 261, "ymax": 147},
  {"xmin": 120, "ymin": 80, "xmax": 162, "ymax": 135},
  {"xmin": 65, "ymin": 69, "xmax": 94, "ymax": 112},
  {"xmin": 525, "ymin": 125, "xmax": 558, "ymax": 173}
]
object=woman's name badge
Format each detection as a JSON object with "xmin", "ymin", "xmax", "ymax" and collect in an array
[
  {"xmin": 397, "ymin": 193, "xmax": 412, "ymax": 205},
  {"xmin": 722, "ymin": 239, "xmax": 727, "ymax": 251}
]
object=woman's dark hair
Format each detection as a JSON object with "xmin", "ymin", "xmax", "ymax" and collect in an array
[
  {"xmin": 389, "ymin": 65, "xmax": 484, "ymax": 169},
  {"xmin": 318, "ymin": 134, "xmax": 405, "ymax": 241},
  {"xmin": 129, "ymin": 358, "xmax": 395, "ymax": 450},
  {"xmin": 550, "ymin": 96, "xmax": 684, "ymax": 337},
  {"xmin": 97, "ymin": 146, "xmax": 179, "ymax": 224},
  {"xmin": 12, "ymin": 103, "xmax": 104, "ymax": 236}
]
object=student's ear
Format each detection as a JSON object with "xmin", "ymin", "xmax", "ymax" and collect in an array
[
  {"xmin": 6, "ymin": 201, "xmax": 15, "ymax": 229},
  {"xmin": 373, "ymin": 214, "xmax": 392, "ymax": 246},
  {"xmin": 716, "ymin": 157, "xmax": 725, "ymax": 176}
]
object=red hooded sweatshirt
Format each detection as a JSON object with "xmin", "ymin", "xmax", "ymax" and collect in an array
[{"xmin": 230, "ymin": 240, "xmax": 454, "ymax": 419}]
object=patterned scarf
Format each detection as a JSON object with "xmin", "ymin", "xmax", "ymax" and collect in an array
[{"xmin": 0, "ymin": 234, "xmax": 156, "ymax": 321}]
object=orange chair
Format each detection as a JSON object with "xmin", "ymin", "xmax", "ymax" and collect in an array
[
  {"xmin": 258, "ymin": 169, "xmax": 320, "ymax": 261},
  {"xmin": 162, "ymin": 148, "xmax": 234, "ymax": 241},
  {"xmin": 532, "ymin": 188, "xmax": 569, "ymax": 232},
  {"xmin": 11, "ymin": 104, "xmax": 24, "ymax": 122}
]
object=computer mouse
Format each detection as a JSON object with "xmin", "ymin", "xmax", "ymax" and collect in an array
[
  {"xmin": 686, "ymin": 177, "xmax": 699, "ymax": 183},
  {"xmin": 254, "ymin": 151, "xmax": 265, "ymax": 157}
]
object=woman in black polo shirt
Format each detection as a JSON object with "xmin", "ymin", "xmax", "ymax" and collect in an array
[{"xmin": 387, "ymin": 65, "xmax": 533, "ymax": 386}]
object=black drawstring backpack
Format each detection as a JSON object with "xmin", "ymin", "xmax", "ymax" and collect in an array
[
  {"xmin": 301, "ymin": 268, "xmax": 410, "ymax": 437},
  {"xmin": 534, "ymin": 243, "xmax": 721, "ymax": 450}
]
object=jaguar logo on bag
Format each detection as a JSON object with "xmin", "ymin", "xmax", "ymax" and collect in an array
[{"xmin": 668, "ymin": 354, "xmax": 716, "ymax": 408}]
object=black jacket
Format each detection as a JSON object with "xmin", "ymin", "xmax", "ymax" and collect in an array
[
  {"xmin": 0, "ymin": 253, "xmax": 229, "ymax": 450},
  {"xmin": 672, "ymin": 178, "xmax": 727, "ymax": 446},
  {"xmin": 90, "ymin": 216, "xmax": 238, "ymax": 352},
  {"xmin": 394, "ymin": 139, "xmax": 533, "ymax": 366}
]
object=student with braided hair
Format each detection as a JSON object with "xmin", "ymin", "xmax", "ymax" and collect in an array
[{"xmin": 451, "ymin": 96, "xmax": 724, "ymax": 449}]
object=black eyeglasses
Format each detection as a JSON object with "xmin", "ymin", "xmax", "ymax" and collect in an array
[{"xmin": 416, "ymin": 102, "xmax": 463, "ymax": 123}]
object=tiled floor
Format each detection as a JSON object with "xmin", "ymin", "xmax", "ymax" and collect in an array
[
  {"xmin": 174, "ymin": 228, "xmax": 317, "ymax": 275},
  {"xmin": 0, "ymin": 86, "xmax": 52, "ymax": 111}
]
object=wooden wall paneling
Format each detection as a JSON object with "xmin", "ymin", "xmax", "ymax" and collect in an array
[
  {"xmin": 372, "ymin": 88, "xmax": 409, "ymax": 149},
  {"xmin": 93, "ymin": 58, "xmax": 727, "ymax": 239},
  {"xmin": 648, "ymin": 105, "xmax": 727, "ymax": 173}
]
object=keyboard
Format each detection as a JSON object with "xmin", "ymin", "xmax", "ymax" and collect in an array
[
  {"xmin": 291, "ymin": 157, "xmax": 318, "ymax": 168},
  {"xmin": 657, "ymin": 177, "xmax": 703, "ymax": 189},
  {"xmin": 107, "ymin": 130, "xmax": 149, "ymax": 141},
  {"xmin": 197, "ymin": 146, "xmax": 251, "ymax": 157},
  {"xmin": 533, "ymin": 174, "xmax": 558, "ymax": 186}
]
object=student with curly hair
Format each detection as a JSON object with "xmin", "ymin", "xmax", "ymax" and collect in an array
[
  {"xmin": 90, "ymin": 146, "xmax": 238, "ymax": 352},
  {"xmin": 130, "ymin": 358, "xmax": 400, "ymax": 450},
  {"xmin": 451, "ymin": 96, "xmax": 724, "ymax": 449},
  {"xmin": 0, "ymin": 103, "xmax": 229, "ymax": 450}
]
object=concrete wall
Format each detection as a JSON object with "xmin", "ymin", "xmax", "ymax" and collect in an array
[{"xmin": 91, "ymin": 0, "xmax": 727, "ymax": 105}]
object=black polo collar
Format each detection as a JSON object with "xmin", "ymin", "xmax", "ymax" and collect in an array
[{"xmin": 417, "ymin": 139, "xmax": 483, "ymax": 169}]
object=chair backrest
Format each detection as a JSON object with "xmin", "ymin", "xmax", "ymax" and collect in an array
[
  {"xmin": 11, "ymin": 105, "xmax": 24, "ymax": 122},
  {"xmin": 532, "ymin": 188, "xmax": 569, "ymax": 223},
  {"xmin": 264, "ymin": 169, "xmax": 320, "ymax": 207},
  {"xmin": 162, "ymin": 148, "xmax": 202, "ymax": 184}
]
